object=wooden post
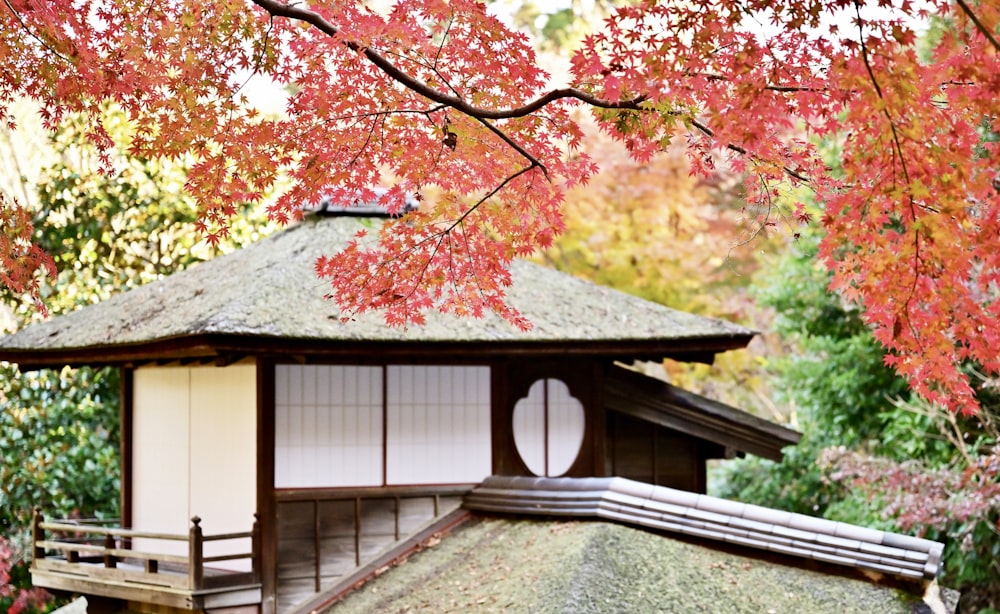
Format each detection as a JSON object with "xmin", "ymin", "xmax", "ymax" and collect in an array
[
  {"xmin": 103, "ymin": 533, "xmax": 117, "ymax": 568},
  {"xmin": 31, "ymin": 508, "xmax": 44, "ymax": 562},
  {"xmin": 189, "ymin": 516, "xmax": 204, "ymax": 591},
  {"xmin": 251, "ymin": 513, "xmax": 261, "ymax": 583}
]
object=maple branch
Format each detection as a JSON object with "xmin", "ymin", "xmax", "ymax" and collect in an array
[
  {"xmin": 445, "ymin": 164, "xmax": 541, "ymax": 234},
  {"xmin": 854, "ymin": 3, "xmax": 928, "ymax": 356},
  {"xmin": 1, "ymin": 0, "xmax": 72, "ymax": 64},
  {"xmin": 689, "ymin": 118, "xmax": 811, "ymax": 183},
  {"xmin": 474, "ymin": 117, "xmax": 550, "ymax": 179},
  {"xmin": 231, "ymin": 14, "xmax": 276, "ymax": 103},
  {"xmin": 690, "ymin": 72, "xmax": 829, "ymax": 94},
  {"xmin": 955, "ymin": 0, "xmax": 1000, "ymax": 54},
  {"xmin": 333, "ymin": 164, "xmax": 541, "ymax": 317},
  {"xmin": 247, "ymin": 0, "xmax": 647, "ymax": 120}
]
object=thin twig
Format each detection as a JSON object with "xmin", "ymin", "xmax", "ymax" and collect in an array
[{"xmin": 955, "ymin": 0, "xmax": 1000, "ymax": 54}]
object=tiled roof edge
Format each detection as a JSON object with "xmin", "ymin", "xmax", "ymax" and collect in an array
[{"xmin": 464, "ymin": 476, "xmax": 943, "ymax": 580}]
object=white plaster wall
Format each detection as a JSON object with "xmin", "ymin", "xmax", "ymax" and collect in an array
[
  {"xmin": 132, "ymin": 366, "xmax": 191, "ymax": 558},
  {"xmin": 131, "ymin": 364, "xmax": 257, "ymax": 568},
  {"xmin": 189, "ymin": 364, "xmax": 257, "ymax": 570}
]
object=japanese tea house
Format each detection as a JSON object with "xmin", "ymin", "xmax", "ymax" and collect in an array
[{"xmin": 0, "ymin": 206, "xmax": 944, "ymax": 614}]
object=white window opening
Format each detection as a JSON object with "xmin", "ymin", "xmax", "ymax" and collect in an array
[{"xmin": 512, "ymin": 378, "xmax": 586, "ymax": 477}]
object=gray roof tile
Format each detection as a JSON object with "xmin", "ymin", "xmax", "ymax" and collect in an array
[
  {"xmin": 464, "ymin": 475, "xmax": 945, "ymax": 581},
  {"xmin": 741, "ymin": 505, "xmax": 794, "ymax": 526},
  {"xmin": 834, "ymin": 523, "xmax": 885, "ymax": 543}
]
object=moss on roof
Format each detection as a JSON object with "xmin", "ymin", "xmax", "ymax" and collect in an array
[
  {"xmin": 328, "ymin": 517, "xmax": 926, "ymax": 614},
  {"xmin": 0, "ymin": 215, "xmax": 753, "ymax": 352}
]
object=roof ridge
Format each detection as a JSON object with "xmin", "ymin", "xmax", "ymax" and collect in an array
[{"xmin": 464, "ymin": 475, "xmax": 943, "ymax": 581}]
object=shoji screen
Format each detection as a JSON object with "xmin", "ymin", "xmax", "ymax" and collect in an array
[
  {"xmin": 385, "ymin": 366, "xmax": 492, "ymax": 484},
  {"xmin": 274, "ymin": 365, "xmax": 383, "ymax": 488},
  {"xmin": 274, "ymin": 365, "xmax": 492, "ymax": 488}
]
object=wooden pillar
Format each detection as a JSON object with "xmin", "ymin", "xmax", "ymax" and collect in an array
[
  {"xmin": 251, "ymin": 512, "xmax": 261, "ymax": 583},
  {"xmin": 120, "ymin": 367, "xmax": 134, "ymax": 532},
  {"xmin": 31, "ymin": 508, "xmax": 44, "ymax": 561},
  {"xmin": 189, "ymin": 516, "xmax": 204, "ymax": 590},
  {"xmin": 103, "ymin": 533, "xmax": 117, "ymax": 568},
  {"xmin": 256, "ymin": 358, "xmax": 277, "ymax": 614}
]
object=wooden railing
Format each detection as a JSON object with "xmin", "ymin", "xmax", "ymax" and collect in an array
[
  {"xmin": 274, "ymin": 485, "xmax": 471, "ymax": 611},
  {"xmin": 31, "ymin": 509, "xmax": 260, "ymax": 595}
]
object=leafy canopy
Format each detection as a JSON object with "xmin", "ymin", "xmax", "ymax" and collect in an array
[{"xmin": 2, "ymin": 0, "xmax": 999, "ymax": 413}]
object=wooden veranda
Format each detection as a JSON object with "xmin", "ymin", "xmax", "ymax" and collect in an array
[{"xmin": 30, "ymin": 510, "xmax": 262, "ymax": 611}]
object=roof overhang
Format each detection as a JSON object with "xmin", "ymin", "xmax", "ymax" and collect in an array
[
  {"xmin": 2, "ymin": 333, "xmax": 753, "ymax": 370},
  {"xmin": 604, "ymin": 364, "xmax": 801, "ymax": 461}
]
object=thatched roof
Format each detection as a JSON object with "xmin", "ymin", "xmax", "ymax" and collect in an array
[
  {"xmin": 325, "ymin": 516, "xmax": 942, "ymax": 614},
  {"xmin": 0, "ymin": 214, "xmax": 754, "ymax": 367}
]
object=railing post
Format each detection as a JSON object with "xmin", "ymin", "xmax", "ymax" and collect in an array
[
  {"xmin": 103, "ymin": 533, "xmax": 117, "ymax": 568},
  {"xmin": 251, "ymin": 513, "xmax": 261, "ymax": 583},
  {"xmin": 189, "ymin": 516, "xmax": 204, "ymax": 591},
  {"xmin": 31, "ymin": 508, "xmax": 44, "ymax": 562}
]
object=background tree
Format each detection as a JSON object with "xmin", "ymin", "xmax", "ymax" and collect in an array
[
  {"xmin": 1, "ymin": 0, "xmax": 999, "ymax": 414},
  {"xmin": 714, "ymin": 229, "xmax": 1000, "ymax": 610},
  {"xmin": 538, "ymin": 120, "xmax": 785, "ymax": 410},
  {"xmin": 0, "ymin": 107, "xmax": 272, "ymax": 548}
]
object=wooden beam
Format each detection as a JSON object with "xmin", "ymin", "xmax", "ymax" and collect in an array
[
  {"xmin": 119, "ymin": 367, "xmax": 133, "ymax": 533},
  {"xmin": 1, "ymin": 331, "xmax": 753, "ymax": 370}
]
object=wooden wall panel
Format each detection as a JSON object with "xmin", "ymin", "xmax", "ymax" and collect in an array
[
  {"xmin": 606, "ymin": 411, "xmax": 703, "ymax": 493},
  {"xmin": 275, "ymin": 491, "xmax": 466, "ymax": 614},
  {"xmin": 397, "ymin": 497, "xmax": 435, "ymax": 534}
]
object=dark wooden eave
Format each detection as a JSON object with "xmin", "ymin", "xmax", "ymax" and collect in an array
[
  {"xmin": 604, "ymin": 365, "xmax": 801, "ymax": 461},
  {"xmin": 1, "ymin": 332, "xmax": 753, "ymax": 371}
]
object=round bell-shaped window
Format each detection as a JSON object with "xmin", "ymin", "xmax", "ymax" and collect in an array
[{"xmin": 512, "ymin": 378, "xmax": 585, "ymax": 476}]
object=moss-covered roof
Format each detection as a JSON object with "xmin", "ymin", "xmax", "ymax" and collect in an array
[
  {"xmin": 0, "ymin": 215, "xmax": 753, "ymax": 364},
  {"xmin": 326, "ymin": 517, "xmax": 930, "ymax": 614}
]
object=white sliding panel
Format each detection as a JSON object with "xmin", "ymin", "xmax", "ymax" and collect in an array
[
  {"xmin": 386, "ymin": 366, "xmax": 491, "ymax": 484},
  {"xmin": 132, "ymin": 366, "xmax": 191, "ymax": 557},
  {"xmin": 189, "ymin": 364, "xmax": 257, "ymax": 570},
  {"xmin": 274, "ymin": 365, "xmax": 383, "ymax": 487}
]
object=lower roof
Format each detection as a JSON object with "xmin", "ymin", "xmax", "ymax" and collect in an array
[
  {"xmin": 325, "ymin": 517, "xmax": 938, "ymax": 614},
  {"xmin": 464, "ymin": 476, "xmax": 943, "ymax": 581},
  {"xmin": 303, "ymin": 476, "xmax": 950, "ymax": 614}
]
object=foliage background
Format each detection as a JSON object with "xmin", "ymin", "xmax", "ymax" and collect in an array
[{"xmin": 0, "ymin": 107, "xmax": 273, "ymax": 552}]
